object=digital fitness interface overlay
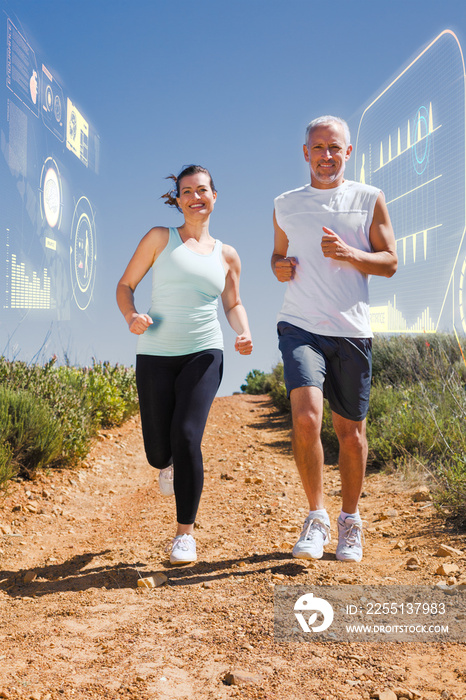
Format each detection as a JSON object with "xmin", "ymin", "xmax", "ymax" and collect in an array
[
  {"xmin": 1, "ymin": 12, "xmax": 99, "ymax": 317},
  {"xmin": 353, "ymin": 31, "xmax": 466, "ymax": 335}
]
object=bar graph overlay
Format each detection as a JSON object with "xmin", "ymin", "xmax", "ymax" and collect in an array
[
  {"xmin": 10, "ymin": 254, "xmax": 51, "ymax": 309},
  {"xmin": 371, "ymin": 297, "xmax": 436, "ymax": 333}
]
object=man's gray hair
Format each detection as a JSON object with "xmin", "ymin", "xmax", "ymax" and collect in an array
[{"xmin": 305, "ymin": 116, "xmax": 351, "ymax": 147}]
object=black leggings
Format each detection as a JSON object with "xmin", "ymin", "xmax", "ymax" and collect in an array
[{"xmin": 136, "ymin": 350, "xmax": 223, "ymax": 524}]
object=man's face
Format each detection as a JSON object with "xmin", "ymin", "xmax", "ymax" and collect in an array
[{"xmin": 303, "ymin": 122, "xmax": 352, "ymax": 189}]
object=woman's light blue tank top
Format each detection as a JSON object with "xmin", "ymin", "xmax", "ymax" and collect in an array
[{"xmin": 136, "ymin": 227, "xmax": 225, "ymax": 356}]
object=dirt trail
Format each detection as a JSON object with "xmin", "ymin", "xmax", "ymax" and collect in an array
[{"xmin": 0, "ymin": 394, "xmax": 465, "ymax": 700}]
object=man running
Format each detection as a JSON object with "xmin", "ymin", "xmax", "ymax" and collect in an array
[{"xmin": 272, "ymin": 115, "xmax": 397, "ymax": 562}]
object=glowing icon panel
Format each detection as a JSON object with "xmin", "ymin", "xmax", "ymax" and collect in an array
[
  {"xmin": 70, "ymin": 197, "xmax": 96, "ymax": 310},
  {"xmin": 353, "ymin": 31, "xmax": 466, "ymax": 334}
]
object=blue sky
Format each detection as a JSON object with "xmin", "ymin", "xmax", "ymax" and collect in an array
[{"xmin": 2, "ymin": 0, "xmax": 466, "ymax": 394}]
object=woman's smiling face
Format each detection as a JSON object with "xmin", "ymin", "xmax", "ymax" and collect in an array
[{"xmin": 177, "ymin": 172, "xmax": 217, "ymax": 216}]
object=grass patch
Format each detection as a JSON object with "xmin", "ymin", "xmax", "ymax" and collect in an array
[
  {"xmin": 0, "ymin": 385, "xmax": 63, "ymax": 478},
  {"xmin": 0, "ymin": 357, "xmax": 139, "ymax": 488}
]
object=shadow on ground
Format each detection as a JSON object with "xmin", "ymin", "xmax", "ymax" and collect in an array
[{"xmin": 0, "ymin": 549, "xmax": 310, "ymax": 597}]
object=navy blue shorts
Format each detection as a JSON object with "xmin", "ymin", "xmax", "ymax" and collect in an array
[{"xmin": 277, "ymin": 321, "xmax": 372, "ymax": 421}]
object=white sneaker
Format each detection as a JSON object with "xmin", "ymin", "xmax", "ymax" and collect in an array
[
  {"xmin": 336, "ymin": 516, "xmax": 364, "ymax": 562},
  {"xmin": 169, "ymin": 534, "xmax": 197, "ymax": 565},
  {"xmin": 292, "ymin": 516, "xmax": 331, "ymax": 560},
  {"xmin": 159, "ymin": 464, "xmax": 174, "ymax": 496}
]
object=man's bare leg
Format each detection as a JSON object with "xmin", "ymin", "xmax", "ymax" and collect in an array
[
  {"xmin": 290, "ymin": 386, "xmax": 325, "ymax": 510},
  {"xmin": 332, "ymin": 412, "xmax": 367, "ymax": 514},
  {"xmin": 332, "ymin": 412, "xmax": 366, "ymax": 562},
  {"xmin": 290, "ymin": 386, "xmax": 331, "ymax": 559}
]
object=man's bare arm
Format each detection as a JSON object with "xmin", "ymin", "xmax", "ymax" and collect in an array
[
  {"xmin": 320, "ymin": 193, "xmax": 397, "ymax": 278},
  {"xmin": 271, "ymin": 209, "xmax": 297, "ymax": 282}
]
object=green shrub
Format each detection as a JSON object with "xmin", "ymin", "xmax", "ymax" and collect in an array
[
  {"xmin": 267, "ymin": 363, "xmax": 290, "ymax": 413},
  {"xmin": 3, "ymin": 360, "xmax": 96, "ymax": 465},
  {"xmin": 371, "ymin": 334, "xmax": 465, "ymax": 385},
  {"xmin": 0, "ymin": 441, "xmax": 15, "ymax": 489},
  {"xmin": 83, "ymin": 360, "xmax": 138, "ymax": 427},
  {"xmin": 0, "ymin": 356, "xmax": 139, "ymax": 482},
  {"xmin": 320, "ymin": 400, "xmax": 339, "ymax": 458},
  {"xmin": 0, "ymin": 385, "xmax": 63, "ymax": 477},
  {"xmin": 436, "ymin": 455, "xmax": 466, "ymax": 520},
  {"xmin": 241, "ymin": 369, "xmax": 270, "ymax": 395}
]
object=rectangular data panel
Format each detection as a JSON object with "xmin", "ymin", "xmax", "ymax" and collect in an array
[
  {"xmin": 353, "ymin": 31, "xmax": 466, "ymax": 334},
  {"xmin": 1, "ymin": 8, "xmax": 100, "ymax": 327}
]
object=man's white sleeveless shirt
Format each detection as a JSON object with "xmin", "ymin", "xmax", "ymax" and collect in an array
[{"xmin": 274, "ymin": 180, "xmax": 380, "ymax": 338}]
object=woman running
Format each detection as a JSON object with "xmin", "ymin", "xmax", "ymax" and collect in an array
[{"xmin": 116, "ymin": 164, "xmax": 253, "ymax": 564}]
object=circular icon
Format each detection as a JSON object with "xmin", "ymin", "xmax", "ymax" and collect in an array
[
  {"xmin": 460, "ymin": 255, "xmax": 466, "ymax": 334},
  {"xmin": 54, "ymin": 94, "xmax": 62, "ymax": 123},
  {"xmin": 70, "ymin": 197, "xmax": 96, "ymax": 310},
  {"xmin": 40, "ymin": 158, "xmax": 62, "ymax": 229},
  {"xmin": 412, "ymin": 106, "xmax": 431, "ymax": 175},
  {"xmin": 74, "ymin": 213, "xmax": 93, "ymax": 293},
  {"xmin": 46, "ymin": 84, "xmax": 53, "ymax": 111}
]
